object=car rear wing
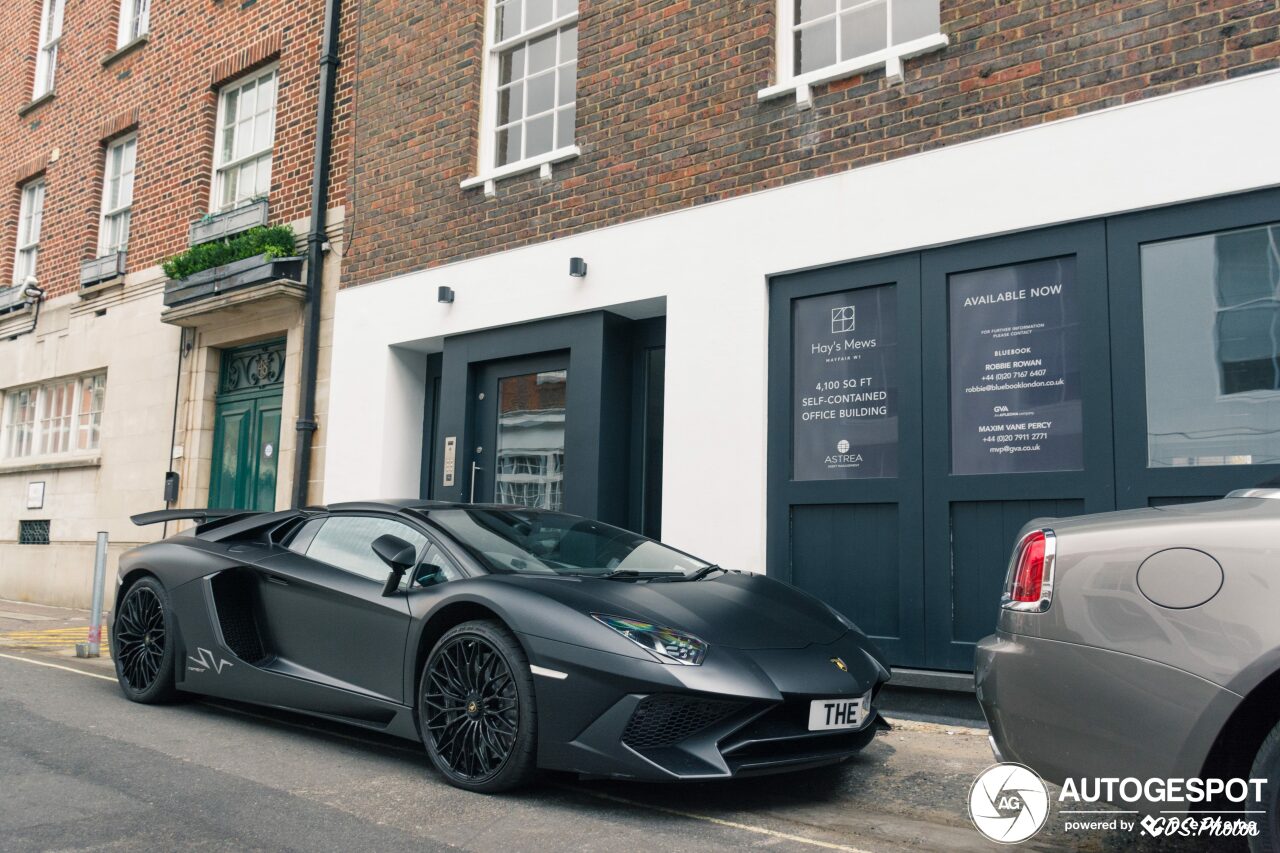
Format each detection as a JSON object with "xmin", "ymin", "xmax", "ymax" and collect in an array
[{"xmin": 130, "ymin": 509, "xmax": 250, "ymax": 527}]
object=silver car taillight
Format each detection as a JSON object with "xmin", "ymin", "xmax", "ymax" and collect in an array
[{"xmin": 1001, "ymin": 528, "xmax": 1056, "ymax": 613}]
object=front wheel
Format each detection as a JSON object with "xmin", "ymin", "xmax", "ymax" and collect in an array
[
  {"xmin": 112, "ymin": 576, "xmax": 179, "ymax": 704},
  {"xmin": 418, "ymin": 620, "xmax": 537, "ymax": 793},
  {"xmin": 1251, "ymin": 721, "xmax": 1280, "ymax": 853}
]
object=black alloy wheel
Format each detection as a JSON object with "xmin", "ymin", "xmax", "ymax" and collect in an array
[
  {"xmin": 112, "ymin": 576, "xmax": 179, "ymax": 703},
  {"xmin": 420, "ymin": 620, "xmax": 536, "ymax": 793}
]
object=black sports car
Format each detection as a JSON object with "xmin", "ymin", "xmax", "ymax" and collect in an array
[{"xmin": 114, "ymin": 501, "xmax": 890, "ymax": 792}]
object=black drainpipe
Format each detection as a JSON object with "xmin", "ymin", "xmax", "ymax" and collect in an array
[{"xmin": 292, "ymin": 0, "xmax": 344, "ymax": 509}]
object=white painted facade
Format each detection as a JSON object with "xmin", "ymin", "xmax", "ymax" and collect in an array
[{"xmin": 325, "ymin": 70, "xmax": 1280, "ymax": 572}]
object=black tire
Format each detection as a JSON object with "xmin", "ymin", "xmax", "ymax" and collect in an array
[
  {"xmin": 112, "ymin": 576, "xmax": 180, "ymax": 704},
  {"xmin": 1252, "ymin": 721, "xmax": 1280, "ymax": 853},
  {"xmin": 418, "ymin": 619, "xmax": 537, "ymax": 793}
]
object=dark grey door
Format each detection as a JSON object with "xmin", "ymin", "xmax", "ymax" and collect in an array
[
  {"xmin": 471, "ymin": 354, "xmax": 571, "ymax": 509},
  {"xmin": 768, "ymin": 255, "xmax": 926, "ymax": 666},
  {"xmin": 254, "ymin": 515, "xmax": 415, "ymax": 703},
  {"xmin": 1108, "ymin": 190, "xmax": 1280, "ymax": 508},
  {"xmin": 920, "ymin": 221, "xmax": 1115, "ymax": 671}
]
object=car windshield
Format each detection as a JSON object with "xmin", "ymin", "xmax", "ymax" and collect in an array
[{"xmin": 425, "ymin": 508, "xmax": 712, "ymax": 578}]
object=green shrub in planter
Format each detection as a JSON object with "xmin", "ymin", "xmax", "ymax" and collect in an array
[{"xmin": 162, "ymin": 225, "xmax": 297, "ymax": 281}]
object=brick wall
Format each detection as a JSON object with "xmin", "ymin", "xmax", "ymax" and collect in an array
[
  {"xmin": 0, "ymin": 0, "xmax": 356, "ymax": 300},
  {"xmin": 343, "ymin": 0, "xmax": 1279, "ymax": 287}
]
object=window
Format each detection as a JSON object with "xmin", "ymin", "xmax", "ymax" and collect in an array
[
  {"xmin": 99, "ymin": 135, "xmax": 136, "ymax": 257},
  {"xmin": 2, "ymin": 373, "xmax": 107, "ymax": 460},
  {"xmin": 212, "ymin": 67, "xmax": 277, "ymax": 213},
  {"xmin": 33, "ymin": 0, "xmax": 64, "ymax": 99},
  {"xmin": 1142, "ymin": 222, "xmax": 1280, "ymax": 467},
  {"xmin": 305, "ymin": 516, "xmax": 430, "ymax": 582},
  {"xmin": 765, "ymin": 0, "xmax": 946, "ymax": 103},
  {"xmin": 19, "ymin": 520, "xmax": 50, "ymax": 545},
  {"xmin": 465, "ymin": 0, "xmax": 578, "ymax": 187},
  {"xmin": 117, "ymin": 0, "xmax": 150, "ymax": 47},
  {"xmin": 14, "ymin": 180, "xmax": 45, "ymax": 285}
]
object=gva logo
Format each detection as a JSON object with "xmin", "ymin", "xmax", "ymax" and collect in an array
[{"xmin": 969, "ymin": 763, "xmax": 1050, "ymax": 844}]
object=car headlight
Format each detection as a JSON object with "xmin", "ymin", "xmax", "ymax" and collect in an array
[{"xmin": 592, "ymin": 613, "xmax": 708, "ymax": 665}]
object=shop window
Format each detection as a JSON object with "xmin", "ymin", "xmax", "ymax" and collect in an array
[
  {"xmin": 1142, "ymin": 223, "xmax": 1280, "ymax": 467},
  {"xmin": 212, "ymin": 67, "xmax": 277, "ymax": 213},
  {"xmin": 1, "ymin": 373, "xmax": 107, "ymax": 461},
  {"xmin": 764, "ymin": 0, "xmax": 946, "ymax": 104}
]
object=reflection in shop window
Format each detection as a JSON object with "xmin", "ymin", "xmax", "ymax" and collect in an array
[
  {"xmin": 1143, "ymin": 223, "xmax": 1280, "ymax": 467},
  {"xmin": 496, "ymin": 370, "xmax": 566, "ymax": 510}
]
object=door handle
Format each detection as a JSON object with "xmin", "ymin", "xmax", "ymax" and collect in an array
[
  {"xmin": 470, "ymin": 461, "xmax": 482, "ymax": 504},
  {"xmin": 264, "ymin": 573, "xmax": 290, "ymax": 586}
]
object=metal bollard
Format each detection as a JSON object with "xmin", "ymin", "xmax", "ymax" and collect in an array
[{"xmin": 76, "ymin": 532, "xmax": 109, "ymax": 659}]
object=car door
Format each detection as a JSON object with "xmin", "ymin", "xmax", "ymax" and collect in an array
[{"xmin": 252, "ymin": 513, "xmax": 423, "ymax": 704}]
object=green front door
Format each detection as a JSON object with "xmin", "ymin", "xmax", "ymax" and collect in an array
[{"xmin": 210, "ymin": 341, "xmax": 285, "ymax": 512}]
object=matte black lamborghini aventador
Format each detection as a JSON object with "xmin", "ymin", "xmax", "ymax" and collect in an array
[{"xmin": 114, "ymin": 501, "xmax": 891, "ymax": 792}]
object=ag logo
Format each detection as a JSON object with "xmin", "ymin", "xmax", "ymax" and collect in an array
[{"xmin": 968, "ymin": 763, "xmax": 1050, "ymax": 844}]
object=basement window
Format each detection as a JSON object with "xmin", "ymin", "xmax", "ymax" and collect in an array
[{"xmin": 19, "ymin": 520, "xmax": 50, "ymax": 545}]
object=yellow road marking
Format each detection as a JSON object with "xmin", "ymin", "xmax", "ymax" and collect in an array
[{"xmin": 0, "ymin": 652, "xmax": 117, "ymax": 682}]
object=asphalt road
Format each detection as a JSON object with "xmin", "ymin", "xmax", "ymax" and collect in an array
[{"xmin": 0, "ymin": 612, "xmax": 1251, "ymax": 852}]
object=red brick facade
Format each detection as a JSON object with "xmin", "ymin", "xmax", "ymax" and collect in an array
[
  {"xmin": 0, "ymin": 0, "xmax": 356, "ymax": 300},
  {"xmin": 342, "ymin": 0, "xmax": 1279, "ymax": 287}
]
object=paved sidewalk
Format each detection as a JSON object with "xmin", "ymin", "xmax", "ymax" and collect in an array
[{"xmin": 0, "ymin": 599, "xmax": 111, "ymax": 666}]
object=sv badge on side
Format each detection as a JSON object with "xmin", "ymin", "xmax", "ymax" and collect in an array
[{"xmin": 188, "ymin": 647, "xmax": 234, "ymax": 675}]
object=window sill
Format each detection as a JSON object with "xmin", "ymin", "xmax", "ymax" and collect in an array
[
  {"xmin": 758, "ymin": 32, "xmax": 949, "ymax": 108},
  {"xmin": 460, "ymin": 146, "xmax": 581, "ymax": 197},
  {"xmin": 0, "ymin": 453, "xmax": 102, "ymax": 475},
  {"xmin": 18, "ymin": 91, "xmax": 55, "ymax": 118},
  {"xmin": 102, "ymin": 34, "xmax": 149, "ymax": 68}
]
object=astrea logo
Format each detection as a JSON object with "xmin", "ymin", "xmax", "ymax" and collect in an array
[{"xmin": 969, "ymin": 763, "xmax": 1050, "ymax": 844}]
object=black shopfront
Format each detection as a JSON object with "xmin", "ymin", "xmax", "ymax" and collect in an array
[{"xmin": 768, "ymin": 188, "xmax": 1280, "ymax": 672}]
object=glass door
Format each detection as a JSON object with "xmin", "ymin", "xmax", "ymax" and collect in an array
[{"xmin": 471, "ymin": 355, "xmax": 570, "ymax": 508}]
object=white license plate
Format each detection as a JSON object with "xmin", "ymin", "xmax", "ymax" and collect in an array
[{"xmin": 808, "ymin": 694, "xmax": 869, "ymax": 731}]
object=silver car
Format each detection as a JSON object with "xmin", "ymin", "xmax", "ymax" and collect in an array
[{"xmin": 975, "ymin": 489, "xmax": 1279, "ymax": 850}]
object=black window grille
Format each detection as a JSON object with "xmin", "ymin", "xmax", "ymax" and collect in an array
[{"xmin": 19, "ymin": 520, "xmax": 50, "ymax": 545}]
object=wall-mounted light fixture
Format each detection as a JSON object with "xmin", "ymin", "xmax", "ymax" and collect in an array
[
  {"xmin": 569, "ymin": 257, "xmax": 588, "ymax": 278},
  {"xmin": 437, "ymin": 285, "xmax": 455, "ymax": 304}
]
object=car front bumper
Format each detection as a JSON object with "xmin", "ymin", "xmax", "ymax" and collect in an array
[
  {"xmin": 520, "ymin": 629, "xmax": 890, "ymax": 780},
  {"xmin": 975, "ymin": 630, "xmax": 1240, "ymax": 798}
]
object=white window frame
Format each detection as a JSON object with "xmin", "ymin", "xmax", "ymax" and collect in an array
[
  {"xmin": 33, "ymin": 0, "xmax": 65, "ymax": 100},
  {"xmin": 99, "ymin": 134, "xmax": 136, "ymax": 258},
  {"xmin": 210, "ymin": 65, "xmax": 278, "ymax": 213},
  {"xmin": 761, "ymin": 0, "xmax": 948, "ymax": 107},
  {"xmin": 14, "ymin": 179, "xmax": 45, "ymax": 287},
  {"xmin": 460, "ymin": 0, "xmax": 581, "ymax": 195},
  {"xmin": 1, "ymin": 373, "xmax": 107, "ymax": 462},
  {"xmin": 116, "ymin": 0, "xmax": 150, "ymax": 48}
]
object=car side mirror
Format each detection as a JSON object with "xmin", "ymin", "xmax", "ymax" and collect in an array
[
  {"xmin": 414, "ymin": 563, "xmax": 446, "ymax": 587},
  {"xmin": 372, "ymin": 533, "xmax": 416, "ymax": 596}
]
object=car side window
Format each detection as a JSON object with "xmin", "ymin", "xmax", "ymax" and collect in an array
[
  {"xmin": 413, "ymin": 542, "xmax": 464, "ymax": 588},
  {"xmin": 305, "ymin": 516, "xmax": 430, "ymax": 583},
  {"xmin": 286, "ymin": 518, "xmax": 325, "ymax": 555}
]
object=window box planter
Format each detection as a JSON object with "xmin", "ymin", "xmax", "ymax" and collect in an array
[
  {"xmin": 80, "ymin": 252, "xmax": 127, "ymax": 288},
  {"xmin": 187, "ymin": 198, "xmax": 269, "ymax": 246},
  {"xmin": 0, "ymin": 284, "xmax": 32, "ymax": 317},
  {"xmin": 163, "ymin": 253, "xmax": 303, "ymax": 308}
]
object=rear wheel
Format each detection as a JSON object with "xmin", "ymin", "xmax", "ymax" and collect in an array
[
  {"xmin": 112, "ymin": 577, "xmax": 179, "ymax": 704},
  {"xmin": 1251, "ymin": 720, "xmax": 1280, "ymax": 853},
  {"xmin": 418, "ymin": 620, "xmax": 537, "ymax": 793}
]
